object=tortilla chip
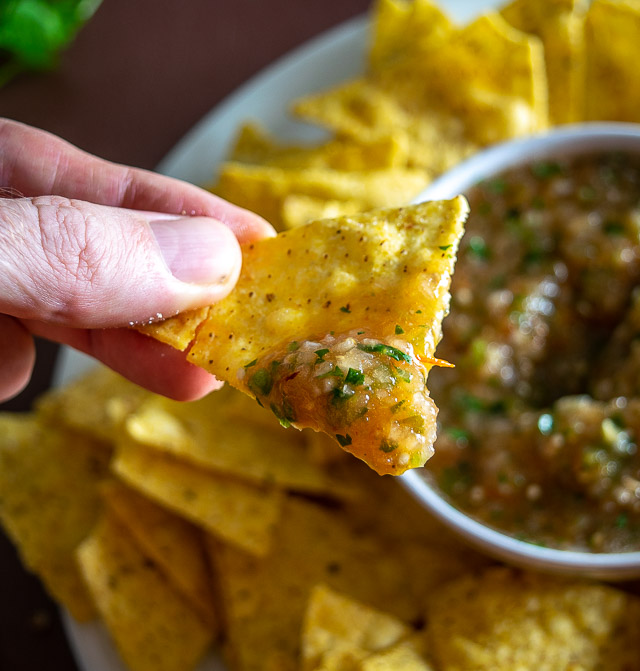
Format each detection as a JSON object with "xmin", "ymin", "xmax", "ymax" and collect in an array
[
  {"xmin": 214, "ymin": 162, "xmax": 429, "ymax": 231},
  {"xmin": 376, "ymin": 12, "xmax": 548, "ymax": 145},
  {"xmin": 141, "ymin": 199, "xmax": 467, "ymax": 474},
  {"xmin": 141, "ymin": 306, "xmax": 210, "ymax": 352},
  {"xmin": 281, "ymin": 194, "xmax": 366, "ymax": 230},
  {"xmin": 124, "ymin": 387, "xmax": 353, "ymax": 498},
  {"xmin": 230, "ymin": 122, "xmax": 407, "ymax": 171},
  {"xmin": 77, "ymin": 511, "xmax": 212, "ymax": 671},
  {"xmin": 585, "ymin": 0, "xmax": 640, "ymax": 123},
  {"xmin": 426, "ymin": 566, "xmax": 640, "ymax": 671},
  {"xmin": 112, "ymin": 439, "xmax": 282, "ymax": 556},
  {"xmin": 35, "ymin": 366, "xmax": 150, "ymax": 442},
  {"xmin": 500, "ymin": 0, "xmax": 588, "ymax": 125},
  {"xmin": 369, "ymin": 0, "xmax": 453, "ymax": 73},
  {"xmin": 302, "ymin": 584, "xmax": 410, "ymax": 670},
  {"xmin": 208, "ymin": 494, "xmax": 473, "ymax": 671},
  {"xmin": 291, "ymin": 80, "xmax": 476, "ymax": 173},
  {"xmin": 0, "ymin": 413, "xmax": 109, "ymax": 621},
  {"xmin": 100, "ymin": 479, "xmax": 218, "ymax": 630},
  {"xmin": 359, "ymin": 637, "xmax": 434, "ymax": 671}
]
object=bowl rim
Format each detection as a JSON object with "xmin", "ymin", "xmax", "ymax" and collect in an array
[{"xmin": 403, "ymin": 121, "xmax": 640, "ymax": 577}]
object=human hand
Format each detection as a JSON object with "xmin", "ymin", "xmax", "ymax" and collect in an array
[{"xmin": 0, "ymin": 118, "xmax": 274, "ymax": 403}]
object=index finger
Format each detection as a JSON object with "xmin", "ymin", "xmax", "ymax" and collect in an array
[{"xmin": 0, "ymin": 118, "xmax": 274, "ymax": 244}]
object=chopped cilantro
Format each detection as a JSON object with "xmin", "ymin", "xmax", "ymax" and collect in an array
[
  {"xmin": 390, "ymin": 399, "xmax": 406, "ymax": 414},
  {"xmin": 603, "ymin": 220, "xmax": 625, "ymax": 236},
  {"xmin": 531, "ymin": 161, "xmax": 563, "ymax": 179},
  {"xmin": 315, "ymin": 348, "xmax": 330, "ymax": 362},
  {"xmin": 485, "ymin": 177, "xmax": 506, "ymax": 195},
  {"xmin": 439, "ymin": 244, "xmax": 452, "ymax": 251},
  {"xmin": 270, "ymin": 403, "xmax": 292, "ymax": 428},
  {"xmin": 379, "ymin": 439, "xmax": 398, "ymax": 453},
  {"xmin": 336, "ymin": 434, "xmax": 352, "ymax": 447},
  {"xmin": 340, "ymin": 305, "xmax": 351, "ymax": 313},
  {"xmin": 468, "ymin": 235, "xmax": 490, "ymax": 261},
  {"xmin": 244, "ymin": 359, "xmax": 257, "ymax": 369},
  {"xmin": 393, "ymin": 366, "xmax": 412, "ymax": 383},
  {"xmin": 616, "ymin": 513, "xmax": 629, "ymax": 529},
  {"xmin": 401, "ymin": 415, "xmax": 424, "ymax": 433},
  {"xmin": 332, "ymin": 385, "xmax": 355, "ymax": 403},
  {"xmin": 446, "ymin": 427, "xmax": 470, "ymax": 442},
  {"xmin": 345, "ymin": 368, "xmax": 365, "ymax": 385},
  {"xmin": 357, "ymin": 342, "xmax": 411, "ymax": 363},
  {"xmin": 287, "ymin": 341, "xmax": 300, "ymax": 352},
  {"xmin": 248, "ymin": 368, "xmax": 272, "ymax": 397},
  {"xmin": 316, "ymin": 366, "xmax": 344, "ymax": 380},
  {"xmin": 395, "ymin": 324, "xmax": 404, "ymax": 334}
]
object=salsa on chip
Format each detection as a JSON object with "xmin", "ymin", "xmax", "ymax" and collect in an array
[{"xmin": 141, "ymin": 198, "xmax": 468, "ymax": 475}]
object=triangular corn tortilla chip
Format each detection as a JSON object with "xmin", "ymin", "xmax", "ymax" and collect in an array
[
  {"xmin": 35, "ymin": 366, "xmax": 151, "ymax": 442},
  {"xmin": 230, "ymin": 122, "xmax": 407, "ymax": 171},
  {"xmin": 214, "ymin": 162, "xmax": 429, "ymax": 231},
  {"xmin": 302, "ymin": 584, "xmax": 410, "ymax": 670},
  {"xmin": 585, "ymin": 0, "xmax": 640, "ymax": 123},
  {"xmin": 123, "ymin": 386, "xmax": 352, "ymax": 498},
  {"xmin": 100, "ymin": 479, "xmax": 218, "ymax": 630},
  {"xmin": 77, "ymin": 511, "xmax": 212, "ymax": 671},
  {"xmin": 426, "ymin": 567, "xmax": 640, "ymax": 671},
  {"xmin": 291, "ymin": 80, "xmax": 476, "ymax": 173},
  {"xmin": 0, "ymin": 413, "xmax": 110, "ymax": 621},
  {"xmin": 368, "ymin": 0, "xmax": 453, "ymax": 73},
  {"xmin": 141, "ymin": 199, "xmax": 468, "ymax": 475},
  {"xmin": 112, "ymin": 439, "xmax": 282, "ymax": 556},
  {"xmin": 500, "ymin": 0, "xmax": 588, "ymax": 125}
]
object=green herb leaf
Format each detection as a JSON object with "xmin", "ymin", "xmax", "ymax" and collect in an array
[
  {"xmin": 357, "ymin": 342, "xmax": 411, "ymax": 363},
  {"xmin": 336, "ymin": 434, "xmax": 352, "ymax": 447},
  {"xmin": 394, "ymin": 324, "xmax": 404, "ymax": 334},
  {"xmin": 379, "ymin": 439, "xmax": 398, "ymax": 453},
  {"xmin": 345, "ymin": 368, "xmax": 364, "ymax": 385},
  {"xmin": 248, "ymin": 368, "xmax": 273, "ymax": 397},
  {"xmin": 314, "ymin": 348, "xmax": 330, "ymax": 362}
]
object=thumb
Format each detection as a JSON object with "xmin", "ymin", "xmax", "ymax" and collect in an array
[{"xmin": 0, "ymin": 195, "xmax": 242, "ymax": 328}]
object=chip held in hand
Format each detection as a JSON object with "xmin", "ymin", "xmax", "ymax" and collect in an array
[{"xmin": 141, "ymin": 198, "xmax": 468, "ymax": 475}]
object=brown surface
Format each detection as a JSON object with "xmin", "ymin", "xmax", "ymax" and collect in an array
[{"xmin": 0, "ymin": 0, "xmax": 369, "ymax": 668}]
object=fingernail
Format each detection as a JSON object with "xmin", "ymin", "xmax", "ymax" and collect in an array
[{"xmin": 149, "ymin": 216, "xmax": 240, "ymax": 285}]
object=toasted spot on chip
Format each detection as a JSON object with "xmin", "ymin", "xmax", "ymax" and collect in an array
[
  {"xmin": 0, "ymin": 413, "xmax": 109, "ymax": 621},
  {"xmin": 77, "ymin": 511, "xmax": 212, "ymax": 671},
  {"xmin": 112, "ymin": 439, "xmax": 282, "ymax": 556},
  {"xmin": 100, "ymin": 479, "xmax": 218, "ymax": 630}
]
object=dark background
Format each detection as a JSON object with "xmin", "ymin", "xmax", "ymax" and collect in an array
[{"xmin": 0, "ymin": 1, "xmax": 369, "ymax": 668}]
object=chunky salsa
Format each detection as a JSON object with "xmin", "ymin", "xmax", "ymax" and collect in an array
[
  {"xmin": 239, "ymin": 329, "xmax": 450, "ymax": 475},
  {"xmin": 425, "ymin": 152, "xmax": 640, "ymax": 552}
]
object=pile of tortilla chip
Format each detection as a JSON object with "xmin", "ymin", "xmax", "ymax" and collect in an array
[
  {"xmin": 213, "ymin": 0, "xmax": 640, "ymax": 232},
  {"xmin": 1, "ymin": 367, "xmax": 640, "ymax": 671}
]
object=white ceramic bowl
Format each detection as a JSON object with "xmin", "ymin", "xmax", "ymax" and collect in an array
[{"xmin": 402, "ymin": 122, "xmax": 640, "ymax": 580}]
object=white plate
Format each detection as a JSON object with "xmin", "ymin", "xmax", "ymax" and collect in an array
[{"xmin": 60, "ymin": 2, "xmax": 495, "ymax": 669}]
